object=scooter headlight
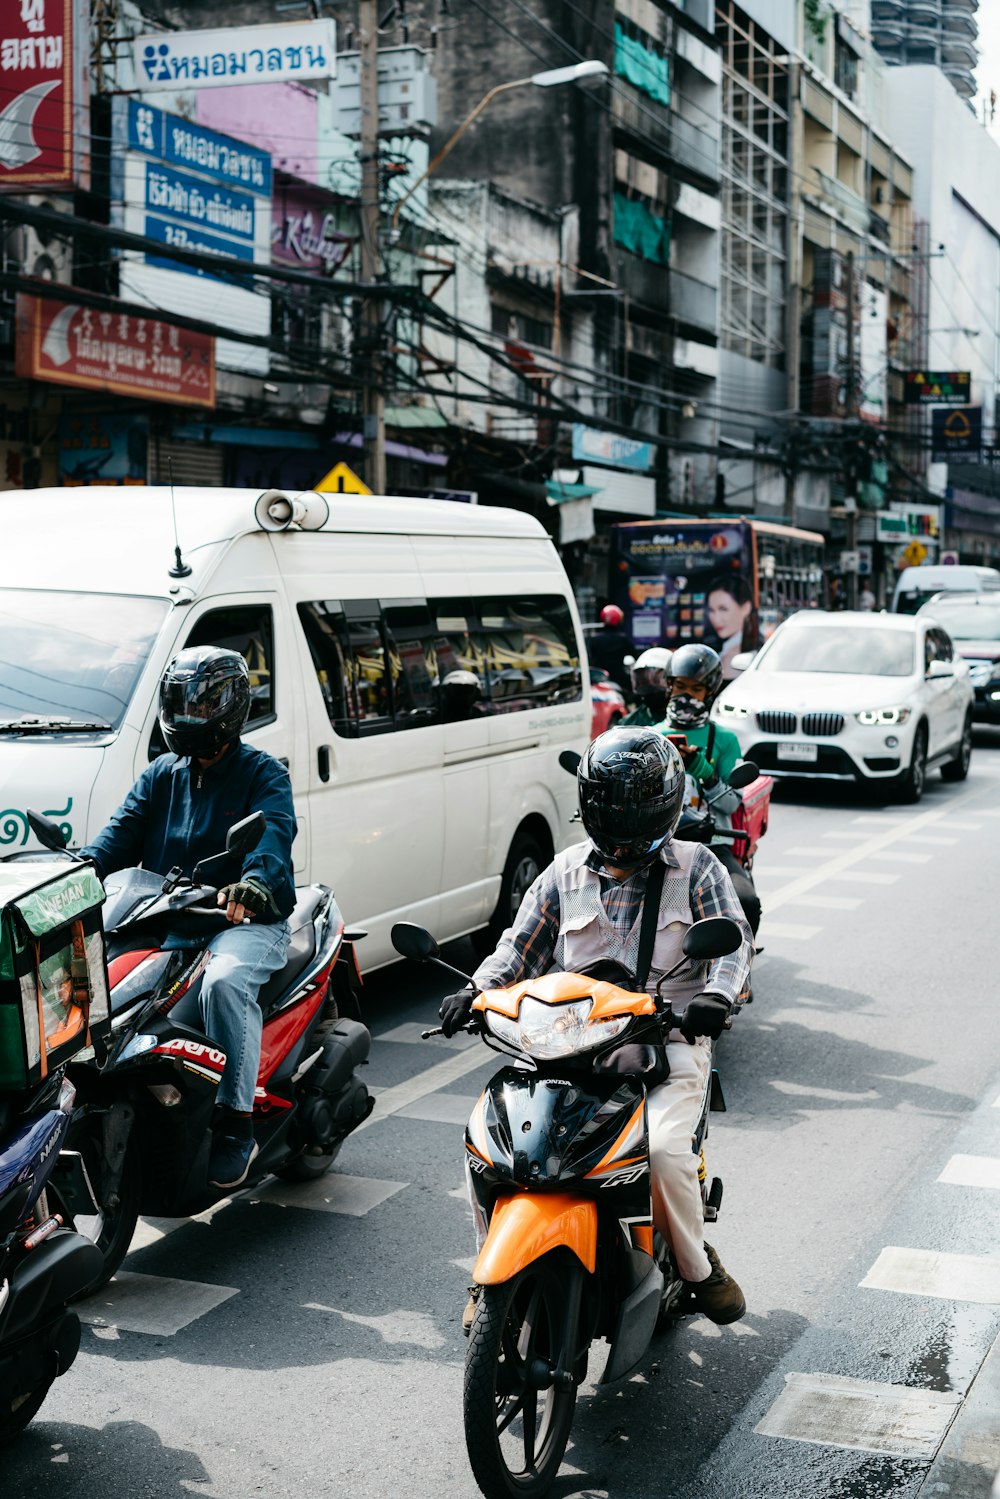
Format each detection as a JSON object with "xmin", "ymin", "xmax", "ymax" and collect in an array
[{"xmin": 486, "ymin": 998, "xmax": 631, "ymax": 1060}]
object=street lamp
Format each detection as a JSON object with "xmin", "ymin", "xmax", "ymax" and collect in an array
[{"xmin": 390, "ymin": 60, "xmax": 609, "ymax": 233}]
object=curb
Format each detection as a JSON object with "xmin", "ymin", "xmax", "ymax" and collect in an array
[{"xmin": 917, "ymin": 1328, "xmax": 1000, "ymax": 1498}]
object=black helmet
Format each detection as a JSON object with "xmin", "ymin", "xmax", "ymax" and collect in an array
[
  {"xmin": 667, "ymin": 642, "xmax": 723, "ymax": 730},
  {"xmin": 629, "ymin": 648, "xmax": 672, "ymax": 703},
  {"xmin": 578, "ymin": 727, "xmax": 685, "ymax": 869},
  {"xmin": 159, "ymin": 646, "xmax": 251, "ymax": 758}
]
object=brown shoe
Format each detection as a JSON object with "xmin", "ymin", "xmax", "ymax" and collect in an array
[
  {"xmin": 462, "ymin": 1285, "xmax": 481, "ymax": 1336},
  {"xmin": 688, "ymin": 1243, "xmax": 746, "ymax": 1325}
]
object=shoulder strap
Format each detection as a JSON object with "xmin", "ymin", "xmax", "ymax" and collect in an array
[
  {"xmin": 706, "ymin": 720, "xmax": 717, "ymax": 764},
  {"xmin": 634, "ymin": 857, "xmax": 666, "ymax": 991}
]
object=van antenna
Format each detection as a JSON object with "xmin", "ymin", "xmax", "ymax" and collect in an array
[{"xmin": 167, "ymin": 458, "xmax": 191, "ymax": 579}]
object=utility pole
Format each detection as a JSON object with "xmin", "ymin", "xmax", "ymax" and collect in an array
[
  {"xmin": 358, "ymin": 0, "xmax": 386, "ymax": 493},
  {"xmin": 844, "ymin": 248, "xmax": 859, "ymax": 610}
]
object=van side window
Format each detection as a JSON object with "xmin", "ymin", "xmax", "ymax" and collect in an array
[
  {"xmin": 297, "ymin": 600, "xmax": 394, "ymax": 737},
  {"xmin": 432, "ymin": 600, "xmax": 489, "ymax": 721},
  {"xmin": 382, "ymin": 601, "xmax": 440, "ymax": 728},
  {"xmin": 185, "ymin": 606, "xmax": 275, "ymax": 725},
  {"xmin": 478, "ymin": 596, "xmax": 582, "ymax": 711}
]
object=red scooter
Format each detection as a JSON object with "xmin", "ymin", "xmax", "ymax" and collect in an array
[{"xmin": 23, "ymin": 810, "xmax": 373, "ymax": 1294}]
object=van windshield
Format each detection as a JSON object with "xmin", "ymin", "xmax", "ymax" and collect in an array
[
  {"xmin": 897, "ymin": 586, "xmax": 966, "ymax": 615},
  {"xmin": 0, "ymin": 591, "xmax": 169, "ymax": 731}
]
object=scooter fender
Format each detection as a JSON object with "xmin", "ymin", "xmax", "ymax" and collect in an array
[
  {"xmin": 309, "ymin": 1019, "xmax": 372, "ymax": 1095},
  {"xmin": 0, "ymin": 1230, "xmax": 103, "ymax": 1343},
  {"xmin": 473, "ymin": 1193, "xmax": 597, "ymax": 1285}
]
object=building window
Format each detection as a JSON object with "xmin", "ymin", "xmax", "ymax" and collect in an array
[{"xmin": 716, "ymin": 1, "xmax": 789, "ymax": 369}]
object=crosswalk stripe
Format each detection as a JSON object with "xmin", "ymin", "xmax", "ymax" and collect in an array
[
  {"xmin": 821, "ymin": 831, "xmax": 870, "ymax": 841},
  {"xmin": 868, "ymin": 850, "xmax": 932, "ymax": 865},
  {"xmin": 78, "ymin": 1270, "xmax": 238, "ymax": 1336},
  {"xmin": 826, "ymin": 870, "xmax": 899, "ymax": 886},
  {"xmin": 398, "ymin": 1093, "xmax": 478, "ymax": 1126},
  {"xmin": 937, "ymin": 1154, "xmax": 1000, "ymax": 1191},
  {"xmin": 251, "ymin": 1172, "xmax": 406, "ymax": 1217},
  {"xmin": 375, "ymin": 1021, "xmax": 468, "ymax": 1051},
  {"xmin": 355, "ymin": 1042, "xmax": 492, "ymax": 1133},
  {"xmin": 898, "ymin": 833, "xmax": 959, "ymax": 847},
  {"xmin": 777, "ymin": 893, "xmax": 861, "ymax": 911},
  {"xmin": 861, "ymin": 1246, "xmax": 1000, "ymax": 1305},
  {"xmin": 759, "ymin": 921, "xmax": 822, "ymax": 941},
  {"xmin": 755, "ymin": 1371, "xmax": 961, "ymax": 1459}
]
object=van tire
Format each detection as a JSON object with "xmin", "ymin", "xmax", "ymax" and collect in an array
[{"xmin": 478, "ymin": 830, "xmax": 548, "ymax": 954}]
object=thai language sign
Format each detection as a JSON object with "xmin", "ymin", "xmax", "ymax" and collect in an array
[
  {"xmin": 110, "ymin": 99, "xmax": 271, "ymax": 375},
  {"xmin": 132, "ymin": 19, "xmax": 336, "ymax": 91},
  {"xmin": 15, "ymin": 294, "xmax": 216, "ymax": 409},
  {"xmin": 571, "ymin": 424, "xmax": 653, "ymax": 472},
  {"xmin": 0, "ymin": 0, "xmax": 90, "ymax": 188}
]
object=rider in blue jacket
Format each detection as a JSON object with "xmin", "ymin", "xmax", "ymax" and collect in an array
[{"xmin": 83, "ymin": 646, "xmax": 295, "ymax": 1190}]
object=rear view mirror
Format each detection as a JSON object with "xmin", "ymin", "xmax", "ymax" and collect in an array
[
  {"xmin": 391, "ymin": 922, "xmax": 441, "ymax": 962},
  {"xmin": 682, "ymin": 917, "xmax": 743, "ymax": 961},
  {"xmin": 26, "ymin": 809, "xmax": 68, "ymax": 852},
  {"xmin": 728, "ymin": 761, "xmax": 759, "ymax": 790},
  {"xmin": 926, "ymin": 660, "xmax": 953, "ymax": 679},
  {"xmin": 729, "ymin": 652, "xmax": 756, "ymax": 673},
  {"xmin": 559, "ymin": 749, "xmax": 582, "ymax": 776},
  {"xmin": 226, "ymin": 812, "xmax": 266, "ymax": 856}
]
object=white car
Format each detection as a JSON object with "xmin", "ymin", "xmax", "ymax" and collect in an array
[{"xmin": 713, "ymin": 610, "xmax": 973, "ymax": 801}]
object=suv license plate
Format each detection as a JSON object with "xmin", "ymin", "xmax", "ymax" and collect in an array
[{"xmin": 777, "ymin": 741, "xmax": 818, "ymax": 763}]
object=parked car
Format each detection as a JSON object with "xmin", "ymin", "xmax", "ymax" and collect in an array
[
  {"xmin": 0, "ymin": 487, "xmax": 591, "ymax": 969},
  {"xmin": 891, "ymin": 563, "xmax": 1000, "ymax": 615},
  {"xmin": 713, "ymin": 610, "xmax": 973, "ymax": 801},
  {"xmin": 589, "ymin": 667, "xmax": 627, "ymax": 737},
  {"xmin": 918, "ymin": 593, "xmax": 1000, "ymax": 725}
]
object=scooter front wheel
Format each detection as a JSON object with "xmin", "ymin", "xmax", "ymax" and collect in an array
[
  {"xmin": 48, "ymin": 1126, "xmax": 140, "ymax": 1298},
  {"xmin": 464, "ymin": 1257, "xmax": 578, "ymax": 1499}
]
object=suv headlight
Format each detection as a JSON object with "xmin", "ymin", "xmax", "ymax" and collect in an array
[
  {"xmin": 717, "ymin": 702, "xmax": 751, "ymax": 719},
  {"xmin": 856, "ymin": 707, "xmax": 912, "ymax": 726},
  {"xmin": 487, "ymin": 997, "xmax": 631, "ymax": 1060}
]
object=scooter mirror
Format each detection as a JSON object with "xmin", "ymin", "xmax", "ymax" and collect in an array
[
  {"xmin": 26, "ymin": 808, "xmax": 68, "ymax": 852},
  {"xmin": 226, "ymin": 811, "xmax": 267, "ymax": 857},
  {"xmin": 559, "ymin": 749, "xmax": 581, "ymax": 776},
  {"xmin": 391, "ymin": 922, "xmax": 441, "ymax": 962},
  {"xmin": 682, "ymin": 917, "xmax": 743, "ymax": 961},
  {"xmin": 728, "ymin": 760, "xmax": 759, "ymax": 790}
]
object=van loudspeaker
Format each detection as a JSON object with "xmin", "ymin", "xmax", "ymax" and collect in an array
[{"xmin": 254, "ymin": 490, "xmax": 330, "ymax": 532}]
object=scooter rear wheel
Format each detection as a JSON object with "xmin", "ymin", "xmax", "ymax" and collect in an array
[
  {"xmin": 464, "ymin": 1258, "xmax": 578, "ymax": 1499},
  {"xmin": 0, "ymin": 1377, "xmax": 53, "ymax": 1446},
  {"xmin": 274, "ymin": 1141, "xmax": 342, "ymax": 1183}
]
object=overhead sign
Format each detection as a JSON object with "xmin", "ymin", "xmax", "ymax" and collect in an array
[
  {"xmin": 904, "ymin": 370, "xmax": 972, "ymax": 405},
  {"xmin": 876, "ymin": 506, "xmax": 940, "ymax": 543},
  {"xmin": 315, "ymin": 462, "xmax": 371, "ymax": 495},
  {"xmin": 15, "ymin": 294, "xmax": 216, "ymax": 408},
  {"xmin": 110, "ymin": 99, "xmax": 271, "ymax": 376},
  {"xmin": 272, "ymin": 181, "xmax": 355, "ymax": 273},
  {"xmin": 572, "ymin": 425, "xmax": 653, "ymax": 473},
  {"xmin": 931, "ymin": 405, "xmax": 982, "ymax": 463},
  {"xmin": 900, "ymin": 540, "xmax": 929, "ymax": 568},
  {"xmin": 0, "ymin": 0, "xmax": 90, "ymax": 188},
  {"xmin": 132, "ymin": 19, "xmax": 337, "ymax": 91}
]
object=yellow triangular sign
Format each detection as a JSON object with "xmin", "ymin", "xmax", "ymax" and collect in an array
[{"xmin": 315, "ymin": 461, "xmax": 372, "ymax": 495}]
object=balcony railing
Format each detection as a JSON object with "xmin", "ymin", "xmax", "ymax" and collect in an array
[
  {"xmin": 670, "ymin": 268, "xmax": 717, "ymax": 333},
  {"xmin": 812, "ymin": 168, "xmax": 870, "ymax": 233},
  {"xmin": 611, "ymin": 79, "xmax": 672, "ymax": 164},
  {"xmin": 671, "ymin": 113, "xmax": 720, "ymax": 183}
]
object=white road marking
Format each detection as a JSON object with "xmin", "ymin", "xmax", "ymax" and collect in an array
[
  {"xmin": 755, "ymin": 1371, "xmax": 961, "ymax": 1459},
  {"xmin": 753, "ymin": 865, "xmax": 822, "ymax": 880},
  {"xmin": 78, "ymin": 1270, "xmax": 237, "ymax": 1336},
  {"xmin": 376, "ymin": 1021, "xmax": 468, "ymax": 1051},
  {"xmin": 868, "ymin": 850, "xmax": 933, "ymax": 865},
  {"xmin": 821, "ymin": 831, "xmax": 871, "ymax": 842},
  {"xmin": 897, "ymin": 833, "xmax": 959, "ymax": 847},
  {"xmin": 932, "ymin": 820, "xmax": 982, "ymax": 831},
  {"xmin": 128, "ymin": 1198, "xmax": 232, "ymax": 1255},
  {"xmin": 251, "ymin": 1172, "xmax": 406, "ymax": 1217},
  {"xmin": 450, "ymin": 1256, "xmax": 477, "ymax": 1274},
  {"xmin": 978, "ymin": 809, "xmax": 1000, "ymax": 815},
  {"xmin": 356, "ymin": 1043, "xmax": 492, "ymax": 1133},
  {"xmin": 306, "ymin": 1302, "xmax": 446, "ymax": 1350},
  {"xmin": 774, "ymin": 847, "xmax": 828, "ymax": 859},
  {"xmin": 937, "ymin": 1154, "xmax": 1000, "ymax": 1192},
  {"xmin": 776, "ymin": 893, "xmax": 861, "ymax": 911},
  {"xmin": 826, "ymin": 870, "xmax": 900, "ymax": 886},
  {"xmin": 861, "ymin": 1246, "xmax": 1000, "ymax": 1305},
  {"xmin": 770, "ymin": 1079, "xmax": 880, "ymax": 1103},
  {"xmin": 759, "ymin": 921, "xmax": 822, "ymax": 941},
  {"xmin": 398, "ymin": 1092, "xmax": 478, "ymax": 1127},
  {"xmin": 850, "ymin": 814, "xmax": 907, "ymax": 825}
]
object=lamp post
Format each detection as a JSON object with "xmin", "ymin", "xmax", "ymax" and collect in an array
[{"xmin": 389, "ymin": 60, "xmax": 609, "ymax": 234}]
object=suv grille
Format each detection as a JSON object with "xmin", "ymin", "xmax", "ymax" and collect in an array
[
  {"xmin": 757, "ymin": 710, "xmax": 797, "ymax": 735},
  {"xmin": 801, "ymin": 712, "xmax": 845, "ymax": 737}
]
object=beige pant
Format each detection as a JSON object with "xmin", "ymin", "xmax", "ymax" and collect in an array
[{"xmin": 647, "ymin": 1038, "xmax": 713, "ymax": 1283}]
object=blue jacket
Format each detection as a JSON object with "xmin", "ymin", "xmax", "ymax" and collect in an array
[{"xmin": 82, "ymin": 741, "xmax": 297, "ymax": 920}]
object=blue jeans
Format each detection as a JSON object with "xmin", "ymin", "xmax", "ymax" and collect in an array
[{"xmin": 192, "ymin": 921, "xmax": 291, "ymax": 1112}]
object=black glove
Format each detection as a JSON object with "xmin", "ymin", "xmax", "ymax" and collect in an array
[
  {"xmin": 679, "ymin": 993, "xmax": 731, "ymax": 1043},
  {"xmin": 219, "ymin": 878, "xmax": 273, "ymax": 920},
  {"xmin": 439, "ymin": 986, "xmax": 474, "ymax": 1038}
]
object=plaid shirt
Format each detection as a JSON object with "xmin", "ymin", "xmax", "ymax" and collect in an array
[{"xmin": 473, "ymin": 839, "xmax": 753, "ymax": 1006}]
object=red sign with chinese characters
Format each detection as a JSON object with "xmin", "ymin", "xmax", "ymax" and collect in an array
[
  {"xmin": 0, "ymin": 0, "xmax": 90, "ymax": 188},
  {"xmin": 15, "ymin": 294, "xmax": 216, "ymax": 408}
]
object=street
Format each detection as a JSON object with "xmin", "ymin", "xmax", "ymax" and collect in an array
[{"xmin": 6, "ymin": 741, "xmax": 1000, "ymax": 1499}]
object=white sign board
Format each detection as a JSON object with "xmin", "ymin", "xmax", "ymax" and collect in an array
[
  {"xmin": 582, "ymin": 466, "xmax": 656, "ymax": 517},
  {"xmin": 133, "ymin": 19, "xmax": 336, "ymax": 91}
]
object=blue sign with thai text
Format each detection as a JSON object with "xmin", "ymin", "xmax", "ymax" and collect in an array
[
  {"xmin": 143, "ymin": 163, "xmax": 257, "ymax": 245},
  {"xmin": 126, "ymin": 99, "xmax": 271, "ymax": 196},
  {"xmin": 144, "ymin": 216, "xmax": 253, "ymax": 283},
  {"xmin": 571, "ymin": 424, "xmax": 653, "ymax": 472}
]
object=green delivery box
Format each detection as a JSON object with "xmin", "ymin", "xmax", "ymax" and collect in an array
[{"xmin": 0, "ymin": 862, "xmax": 110, "ymax": 1092}]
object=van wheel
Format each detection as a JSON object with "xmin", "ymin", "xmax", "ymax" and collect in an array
[{"xmin": 477, "ymin": 831, "xmax": 546, "ymax": 953}]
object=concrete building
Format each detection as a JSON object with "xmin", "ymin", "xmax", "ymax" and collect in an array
[{"xmin": 871, "ymin": 0, "xmax": 979, "ymax": 103}]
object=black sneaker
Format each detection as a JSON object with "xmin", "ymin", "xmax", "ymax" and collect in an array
[
  {"xmin": 688, "ymin": 1243, "xmax": 746, "ymax": 1325},
  {"xmin": 209, "ymin": 1136, "xmax": 259, "ymax": 1191}
]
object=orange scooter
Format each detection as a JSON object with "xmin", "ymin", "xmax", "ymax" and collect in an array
[{"xmin": 391, "ymin": 916, "xmax": 742, "ymax": 1499}]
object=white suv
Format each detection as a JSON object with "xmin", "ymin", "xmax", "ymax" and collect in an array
[{"xmin": 713, "ymin": 611, "xmax": 973, "ymax": 801}]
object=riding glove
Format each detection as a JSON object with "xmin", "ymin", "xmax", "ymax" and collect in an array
[
  {"xmin": 219, "ymin": 877, "xmax": 275, "ymax": 919},
  {"xmin": 680, "ymin": 993, "xmax": 731, "ymax": 1043},
  {"xmin": 439, "ymin": 986, "xmax": 475, "ymax": 1038},
  {"xmin": 683, "ymin": 748, "xmax": 717, "ymax": 786}
]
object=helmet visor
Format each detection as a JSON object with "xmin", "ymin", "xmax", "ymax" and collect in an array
[{"xmin": 160, "ymin": 675, "xmax": 238, "ymax": 728}]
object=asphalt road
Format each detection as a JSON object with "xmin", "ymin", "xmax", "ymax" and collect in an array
[{"xmin": 7, "ymin": 736, "xmax": 1000, "ymax": 1499}]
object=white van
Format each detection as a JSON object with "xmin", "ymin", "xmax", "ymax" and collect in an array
[
  {"xmin": 0, "ymin": 487, "xmax": 590, "ymax": 969},
  {"xmin": 892, "ymin": 564, "xmax": 1000, "ymax": 615}
]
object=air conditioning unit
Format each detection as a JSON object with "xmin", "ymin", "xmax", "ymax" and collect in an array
[{"xmin": 7, "ymin": 196, "xmax": 73, "ymax": 284}]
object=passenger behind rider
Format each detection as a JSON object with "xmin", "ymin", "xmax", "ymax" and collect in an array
[
  {"xmin": 440, "ymin": 726, "xmax": 753, "ymax": 1330},
  {"xmin": 81, "ymin": 646, "xmax": 296, "ymax": 1191},
  {"xmin": 621, "ymin": 647, "xmax": 672, "ymax": 726},
  {"xmin": 661, "ymin": 643, "xmax": 761, "ymax": 936}
]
